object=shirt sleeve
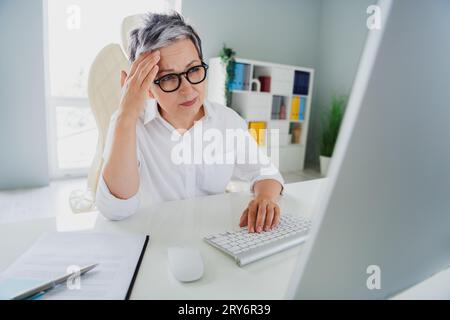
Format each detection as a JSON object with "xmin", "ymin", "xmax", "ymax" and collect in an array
[
  {"xmin": 95, "ymin": 112, "xmax": 142, "ymax": 220},
  {"xmin": 232, "ymin": 118, "xmax": 285, "ymax": 195}
]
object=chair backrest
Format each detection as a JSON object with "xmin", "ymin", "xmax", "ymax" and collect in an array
[
  {"xmin": 87, "ymin": 43, "xmax": 129, "ymax": 196},
  {"xmin": 86, "ymin": 14, "xmax": 145, "ymax": 199},
  {"xmin": 121, "ymin": 14, "xmax": 145, "ymax": 59}
]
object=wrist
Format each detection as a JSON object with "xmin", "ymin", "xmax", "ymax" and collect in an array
[
  {"xmin": 254, "ymin": 193, "xmax": 280, "ymax": 202},
  {"xmin": 116, "ymin": 110, "xmax": 139, "ymax": 126},
  {"xmin": 253, "ymin": 180, "xmax": 283, "ymax": 201}
]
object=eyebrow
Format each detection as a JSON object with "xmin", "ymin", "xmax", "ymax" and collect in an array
[{"xmin": 157, "ymin": 60, "xmax": 200, "ymax": 74}]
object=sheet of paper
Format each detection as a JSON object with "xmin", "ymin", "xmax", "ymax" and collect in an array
[{"xmin": 0, "ymin": 232, "xmax": 148, "ymax": 300}]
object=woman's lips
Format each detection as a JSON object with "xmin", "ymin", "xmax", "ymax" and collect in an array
[{"xmin": 180, "ymin": 97, "xmax": 197, "ymax": 107}]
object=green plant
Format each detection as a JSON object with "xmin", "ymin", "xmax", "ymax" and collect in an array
[
  {"xmin": 320, "ymin": 95, "xmax": 346, "ymax": 157},
  {"xmin": 219, "ymin": 44, "xmax": 236, "ymax": 107}
]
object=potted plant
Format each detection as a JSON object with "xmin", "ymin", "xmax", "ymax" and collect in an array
[
  {"xmin": 219, "ymin": 44, "xmax": 236, "ymax": 107},
  {"xmin": 320, "ymin": 95, "xmax": 346, "ymax": 176}
]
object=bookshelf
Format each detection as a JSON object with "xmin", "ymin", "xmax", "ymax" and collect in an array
[{"xmin": 207, "ymin": 57, "xmax": 314, "ymax": 172}]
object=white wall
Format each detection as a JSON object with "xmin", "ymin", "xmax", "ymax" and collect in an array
[
  {"xmin": 306, "ymin": 0, "xmax": 376, "ymax": 168},
  {"xmin": 0, "ymin": 0, "xmax": 49, "ymax": 189},
  {"xmin": 183, "ymin": 0, "xmax": 322, "ymax": 68}
]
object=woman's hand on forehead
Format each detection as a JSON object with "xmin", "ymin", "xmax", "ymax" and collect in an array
[{"xmin": 118, "ymin": 50, "xmax": 161, "ymax": 120}]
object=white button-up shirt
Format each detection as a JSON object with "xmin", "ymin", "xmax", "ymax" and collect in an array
[{"xmin": 96, "ymin": 99, "xmax": 284, "ymax": 220}]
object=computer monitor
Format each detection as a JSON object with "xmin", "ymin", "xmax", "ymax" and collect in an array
[{"xmin": 287, "ymin": 0, "xmax": 450, "ymax": 299}]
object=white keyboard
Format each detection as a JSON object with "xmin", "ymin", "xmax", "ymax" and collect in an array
[{"xmin": 204, "ymin": 215, "xmax": 312, "ymax": 266}]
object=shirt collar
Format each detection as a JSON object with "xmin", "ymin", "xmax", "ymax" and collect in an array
[
  {"xmin": 142, "ymin": 98, "xmax": 216, "ymax": 125},
  {"xmin": 141, "ymin": 99, "xmax": 160, "ymax": 124}
]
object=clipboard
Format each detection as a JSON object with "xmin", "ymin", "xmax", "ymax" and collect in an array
[
  {"xmin": 0, "ymin": 232, "xmax": 151, "ymax": 300},
  {"xmin": 125, "ymin": 235, "xmax": 149, "ymax": 300}
]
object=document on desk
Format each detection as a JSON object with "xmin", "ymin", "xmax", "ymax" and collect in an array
[{"xmin": 0, "ymin": 232, "xmax": 149, "ymax": 300}]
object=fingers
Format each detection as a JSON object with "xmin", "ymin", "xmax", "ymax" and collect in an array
[
  {"xmin": 242, "ymin": 199, "xmax": 281, "ymax": 233},
  {"xmin": 136, "ymin": 54, "xmax": 160, "ymax": 86},
  {"xmin": 141, "ymin": 64, "xmax": 159, "ymax": 90},
  {"xmin": 128, "ymin": 50, "xmax": 156, "ymax": 78},
  {"xmin": 272, "ymin": 204, "xmax": 281, "ymax": 228},
  {"xmin": 239, "ymin": 209, "xmax": 248, "ymax": 227},
  {"xmin": 120, "ymin": 70, "xmax": 127, "ymax": 88},
  {"xmin": 264, "ymin": 204, "xmax": 275, "ymax": 231},
  {"xmin": 255, "ymin": 201, "xmax": 267, "ymax": 233},
  {"xmin": 247, "ymin": 201, "xmax": 257, "ymax": 233},
  {"xmin": 128, "ymin": 51, "xmax": 151, "ymax": 78}
]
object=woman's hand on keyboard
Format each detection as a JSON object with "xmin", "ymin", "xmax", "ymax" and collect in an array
[{"xmin": 239, "ymin": 195, "xmax": 281, "ymax": 233}]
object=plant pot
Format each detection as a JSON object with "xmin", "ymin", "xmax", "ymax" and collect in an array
[{"xmin": 320, "ymin": 155, "xmax": 331, "ymax": 176}]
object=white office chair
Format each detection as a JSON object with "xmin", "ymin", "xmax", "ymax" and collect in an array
[
  {"xmin": 121, "ymin": 14, "xmax": 144, "ymax": 59},
  {"xmin": 69, "ymin": 43, "xmax": 129, "ymax": 213},
  {"xmin": 69, "ymin": 15, "xmax": 144, "ymax": 213}
]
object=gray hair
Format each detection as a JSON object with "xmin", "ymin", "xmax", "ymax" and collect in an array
[{"xmin": 128, "ymin": 11, "xmax": 203, "ymax": 62}]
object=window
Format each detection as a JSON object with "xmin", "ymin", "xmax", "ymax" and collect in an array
[{"xmin": 45, "ymin": 0, "xmax": 182, "ymax": 177}]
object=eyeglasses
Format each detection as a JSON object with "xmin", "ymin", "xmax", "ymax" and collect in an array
[{"xmin": 153, "ymin": 62, "xmax": 209, "ymax": 93}]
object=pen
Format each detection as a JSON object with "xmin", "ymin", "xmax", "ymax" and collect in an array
[{"xmin": 11, "ymin": 263, "xmax": 98, "ymax": 300}]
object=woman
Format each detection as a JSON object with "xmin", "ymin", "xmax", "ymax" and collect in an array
[{"xmin": 96, "ymin": 12, "xmax": 284, "ymax": 233}]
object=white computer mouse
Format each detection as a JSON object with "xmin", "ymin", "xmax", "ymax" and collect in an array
[{"xmin": 167, "ymin": 246, "xmax": 204, "ymax": 282}]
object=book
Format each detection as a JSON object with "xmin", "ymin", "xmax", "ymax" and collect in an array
[
  {"xmin": 293, "ymin": 71, "xmax": 310, "ymax": 95},
  {"xmin": 248, "ymin": 121, "xmax": 267, "ymax": 145},
  {"xmin": 229, "ymin": 63, "xmax": 245, "ymax": 90},
  {"xmin": 299, "ymin": 97, "xmax": 306, "ymax": 120},
  {"xmin": 290, "ymin": 96, "xmax": 300, "ymax": 120},
  {"xmin": 293, "ymin": 72, "xmax": 298, "ymax": 94}
]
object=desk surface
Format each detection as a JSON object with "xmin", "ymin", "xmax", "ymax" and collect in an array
[{"xmin": 0, "ymin": 179, "xmax": 448, "ymax": 299}]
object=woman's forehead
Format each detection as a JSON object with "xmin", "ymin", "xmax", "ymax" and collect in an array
[{"xmin": 158, "ymin": 39, "xmax": 200, "ymax": 71}]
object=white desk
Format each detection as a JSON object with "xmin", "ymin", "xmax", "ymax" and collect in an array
[{"xmin": 0, "ymin": 179, "xmax": 448, "ymax": 299}]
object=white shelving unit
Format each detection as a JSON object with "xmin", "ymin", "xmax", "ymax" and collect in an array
[{"xmin": 207, "ymin": 57, "xmax": 315, "ymax": 172}]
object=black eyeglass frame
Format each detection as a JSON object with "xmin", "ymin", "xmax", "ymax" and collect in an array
[{"xmin": 153, "ymin": 62, "xmax": 209, "ymax": 93}]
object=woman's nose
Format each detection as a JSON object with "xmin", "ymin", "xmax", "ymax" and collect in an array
[{"xmin": 179, "ymin": 75, "xmax": 194, "ymax": 93}]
